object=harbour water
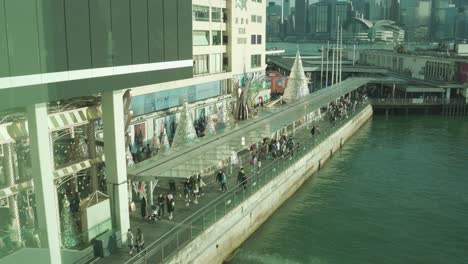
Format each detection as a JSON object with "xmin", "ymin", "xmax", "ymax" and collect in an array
[{"xmin": 229, "ymin": 116, "xmax": 468, "ymax": 264}]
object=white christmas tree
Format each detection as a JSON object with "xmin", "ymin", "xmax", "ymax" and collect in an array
[
  {"xmin": 160, "ymin": 128, "xmax": 170, "ymax": 152},
  {"xmin": 151, "ymin": 133, "xmax": 160, "ymax": 156},
  {"xmin": 172, "ymin": 102, "xmax": 197, "ymax": 148},
  {"xmin": 217, "ymin": 104, "xmax": 227, "ymax": 125},
  {"xmin": 283, "ymin": 50, "xmax": 309, "ymax": 103},
  {"xmin": 205, "ymin": 115, "xmax": 216, "ymax": 136}
]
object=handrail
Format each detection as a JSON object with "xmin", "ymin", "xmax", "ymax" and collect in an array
[{"xmin": 369, "ymin": 98, "xmax": 467, "ymax": 105}]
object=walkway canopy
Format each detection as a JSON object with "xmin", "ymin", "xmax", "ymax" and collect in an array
[{"xmin": 128, "ymin": 77, "xmax": 404, "ymax": 181}]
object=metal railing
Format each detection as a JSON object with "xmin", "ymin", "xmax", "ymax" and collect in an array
[
  {"xmin": 124, "ymin": 103, "xmax": 370, "ymax": 264},
  {"xmin": 369, "ymin": 98, "xmax": 467, "ymax": 106}
]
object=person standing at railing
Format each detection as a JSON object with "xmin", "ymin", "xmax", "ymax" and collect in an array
[
  {"xmin": 241, "ymin": 173, "xmax": 248, "ymax": 191},
  {"xmin": 237, "ymin": 167, "xmax": 245, "ymax": 187},
  {"xmin": 197, "ymin": 173, "xmax": 206, "ymax": 196},
  {"xmin": 127, "ymin": 229, "xmax": 134, "ymax": 255},
  {"xmin": 135, "ymin": 228, "xmax": 144, "ymax": 253},
  {"xmin": 287, "ymin": 137, "xmax": 294, "ymax": 156},
  {"xmin": 183, "ymin": 178, "xmax": 191, "ymax": 207},
  {"xmin": 157, "ymin": 193, "xmax": 165, "ymax": 219},
  {"xmin": 252, "ymin": 155, "xmax": 258, "ymax": 173},
  {"xmin": 167, "ymin": 194, "xmax": 175, "ymax": 220},
  {"xmin": 216, "ymin": 170, "xmax": 223, "ymax": 191},
  {"xmin": 221, "ymin": 170, "xmax": 227, "ymax": 192}
]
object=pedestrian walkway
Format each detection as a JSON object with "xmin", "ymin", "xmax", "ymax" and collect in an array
[{"xmin": 96, "ymin": 95, "xmax": 369, "ymax": 264}]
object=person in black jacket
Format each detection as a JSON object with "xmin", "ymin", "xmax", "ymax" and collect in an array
[{"xmin": 157, "ymin": 193, "xmax": 165, "ymax": 219}]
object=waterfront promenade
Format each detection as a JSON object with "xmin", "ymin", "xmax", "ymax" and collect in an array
[{"xmin": 95, "ymin": 78, "xmax": 384, "ymax": 264}]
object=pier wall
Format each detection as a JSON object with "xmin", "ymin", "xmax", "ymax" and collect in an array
[{"xmin": 167, "ymin": 105, "xmax": 373, "ymax": 264}]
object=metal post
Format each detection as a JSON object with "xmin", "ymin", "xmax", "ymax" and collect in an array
[
  {"xmin": 353, "ymin": 44, "xmax": 356, "ymax": 66},
  {"xmin": 326, "ymin": 41, "xmax": 329, "ymax": 87},
  {"xmin": 331, "ymin": 43, "xmax": 335, "ymax": 86},
  {"xmin": 320, "ymin": 45, "xmax": 324, "ymax": 89}
]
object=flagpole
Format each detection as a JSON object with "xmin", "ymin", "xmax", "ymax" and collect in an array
[
  {"xmin": 331, "ymin": 42, "xmax": 335, "ymax": 86},
  {"xmin": 326, "ymin": 41, "xmax": 329, "ymax": 87},
  {"xmin": 320, "ymin": 45, "xmax": 324, "ymax": 89}
]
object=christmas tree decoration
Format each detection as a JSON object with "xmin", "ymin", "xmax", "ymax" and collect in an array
[
  {"xmin": 217, "ymin": 104, "xmax": 227, "ymax": 125},
  {"xmin": 171, "ymin": 102, "xmax": 197, "ymax": 148},
  {"xmin": 150, "ymin": 133, "xmax": 161, "ymax": 156},
  {"xmin": 60, "ymin": 195, "xmax": 80, "ymax": 248},
  {"xmin": 205, "ymin": 115, "xmax": 216, "ymax": 136},
  {"xmin": 160, "ymin": 127, "xmax": 170, "ymax": 152},
  {"xmin": 126, "ymin": 145, "xmax": 135, "ymax": 167},
  {"xmin": 283, "ymin": 50, "xmax": 309, "ymax": 103}
]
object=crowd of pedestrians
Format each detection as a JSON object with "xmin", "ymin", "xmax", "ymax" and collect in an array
[{"xmin": 126, "ymin": 92, "xmax": 370, "ymax": 256}]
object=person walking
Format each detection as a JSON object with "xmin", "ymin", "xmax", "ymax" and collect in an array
[
  {"xmin": 157, "ymin": 193, "xmax": 165, "ymax": 219},
  {"xmin": 220, "ymin": 170, "xmax": 227, "ymax": 192},
  {"xmin": 197, "ymin": 173, "xmax": 206, "ymax": 195},
  {"xmin": 167, "ymin": 194, "xmax": 175, "ymax": 220},
  {"xmin": 216, "ymin": 170, "xmax": 223, "ymax": 191},
  {"xmin": 140, "ymin": 197, "xmax": 147, "ymax": 219},
  {"xmin": 135, "ymin": 228, "xmax": 144, "ymax": 253},
  {"xmin": 183, "ymin": 178, "xmax": 191, "ymax": 206},
  {"xmin": 241, "ymin": 173, "xmax": 248, "ymax": 191},
  {"xmin": 237, "ymin": 167, "xmax": 245, "ymax": 187},
  {"xmin": 127, "ymin": 229, "xmax": 134, "ymax": 255},
  {"xmin": 193, "ymin": 179, "xmax": 199, "ymax": 205},
  {"xmin": 252, "ymin": 155, "xmax": 258, "ymax": 173}
]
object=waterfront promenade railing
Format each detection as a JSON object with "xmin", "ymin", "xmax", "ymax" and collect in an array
[
  {"xmin": 369, "ymin": 98, "xmax": 466, "ymax": 106},
  {"xmin": 125, "ymin": 103, "xmax": 370, "ymax": 264}
]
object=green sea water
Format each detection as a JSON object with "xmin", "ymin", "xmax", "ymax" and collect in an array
[{"xmin": 229, "ymin": 116, "xmax": 468, "ymax": 264}]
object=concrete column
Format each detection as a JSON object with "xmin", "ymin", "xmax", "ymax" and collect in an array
[
  {"xmin": 102, "ymin": 90, "xmax": 130, "ymax": 240},
  {"xmin": 446, "ymin": 88, "xmax": 451, "ymax": 100},
  {"xmin": 3, "ymin": 143, "xmax": 22, "ymax": 246},
  {"xmin": 147, "ymin": 181, "xmax": 154, "ymax": 209},
  {"xmin": 87, "ymin": 122, "xmax": 98, "ymax": 192},
  {"xmin": 27, "ymin": 103, "xmax": 61, "ymax": 264}
]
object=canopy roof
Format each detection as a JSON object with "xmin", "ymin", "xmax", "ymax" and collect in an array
[{"xmin": 128, "ymin": 77, "xmax": 403, "ymax": 181}]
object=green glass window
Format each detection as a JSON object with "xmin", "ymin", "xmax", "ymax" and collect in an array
[{"xmin": 193, "ymin": 5, "xmax": 209, "ymax": 22}]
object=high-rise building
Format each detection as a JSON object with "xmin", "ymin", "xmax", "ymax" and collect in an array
[
  {"xmin": 309, "ymin": 0, "xmax": 353, "ymax": 39},
  {"xmin": 295, "ymin": 0, "xmax": 307, "ymax": 34},
  {"xmin": 454, "ymin": 3, "xmax": 468, "ymax": 41},
  {"xmin": 431, "ymin": 0, "xmax": 457, "ymax": 41},
  {"xmin": 267, "ymin": 2, "xmax": 283, "ymax": 39},
  {"xmin": 400, "ymin": 0, "xmax": 433, "ymax": 41},
  {"xmin": 389, "ymin": 0, "xmax": 400, "ymax": 22}
]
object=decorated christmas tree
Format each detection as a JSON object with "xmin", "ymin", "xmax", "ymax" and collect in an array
[
  {"xmin": 171, "ymin": 102, "xmax": 197, "ymax": 148},
  {"xmin": 217, "ymin": 104, "xmax": 227, "ymax": 125},
  {"xmin": 160, "ymin": 127, "xmax": 170, "ymax": 152},
  {"xmin": 150, "ymin": 133, "xmax": 161, "ymax": 156},
  {"xmin": 60, "ymin": 195, "xmax": 80, "ymax": 248},
  {"xmin": 283, "ymin": 50, "xmax": 309, "ymax": 103},
  {"xmin": 205, "ymin": 115, "xmax": 216, "ymax": 136}
]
